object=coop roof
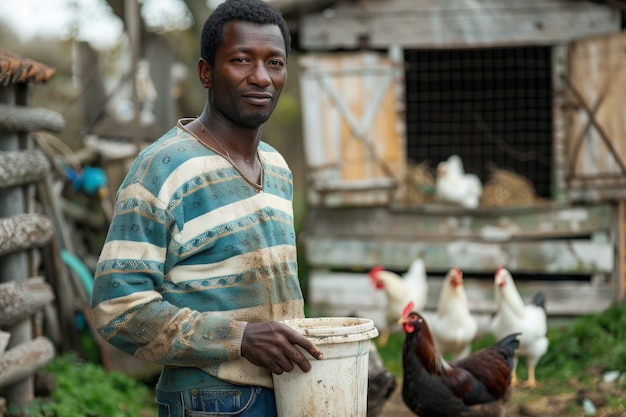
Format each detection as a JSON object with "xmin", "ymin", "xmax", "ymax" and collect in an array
[{"xmin": 0, "ymin": 49, "xmax": 56, "ymax": 86}]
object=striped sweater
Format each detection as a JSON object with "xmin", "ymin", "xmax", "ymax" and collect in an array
[{"xmin": 91, "ymin": 119, "xmax": 304, "ymax": 389}]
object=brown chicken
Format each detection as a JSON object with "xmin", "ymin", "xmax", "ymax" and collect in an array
[{"xmin": 399, "ymin": 301, "xmax": 520, "ymax": 417}]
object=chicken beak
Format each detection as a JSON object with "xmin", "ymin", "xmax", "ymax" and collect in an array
[{"xmin": 398, "ymin": 317, "xmax": 408, "ymax": 325}]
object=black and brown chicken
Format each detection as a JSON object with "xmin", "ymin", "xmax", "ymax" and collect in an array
[{"xmin": 399, "ymin": 301, "xmax": 520, "ymax": 417}]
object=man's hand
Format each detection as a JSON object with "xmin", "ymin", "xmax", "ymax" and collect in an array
[{"xmin": 241, "ymin": 321, "xmax": 324, "ymax": 375}]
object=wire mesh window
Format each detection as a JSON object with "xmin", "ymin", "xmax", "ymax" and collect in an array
[{"xmin": 405, "ymin": 47, "xmax": 553, "ymax": 198}]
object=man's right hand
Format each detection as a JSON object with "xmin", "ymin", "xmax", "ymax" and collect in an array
[{"xmin": 241, "ymin": 321, "xmax": 324, "ymax": 375}]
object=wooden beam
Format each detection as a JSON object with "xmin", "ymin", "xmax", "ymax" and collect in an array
[
  {"xmin": 0, "ymin": 103, "xmax": 64, "ymax": 133},
  {"xmin": 305, "ymin": 204, "xmax": 614, "ymax": 241},
  {"xmin": 0, "ymin": 150, "xmax": 50, "ymax": 189},
  {"xmin": 299, "ymin": 0, "xmax": 620, "ymax": 50},
  {"xmin": 0, "ymin": 337, "xmax": 56, "ymax": 389},
  {"xmin": 306, "ymin": 236, "xmax": 614, "ymax": 274},
  {"xmin": 0, "ymin": 277, "xmax": 55, "ymax": 326},
  {"xmin": 0, "ymin": 214, "xmax": 54, "ymax": 256}
]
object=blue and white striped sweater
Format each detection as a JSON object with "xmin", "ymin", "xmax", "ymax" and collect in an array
[{"xmin": 91, "ymin": 119, "xmax": 304, "ymax": 389}]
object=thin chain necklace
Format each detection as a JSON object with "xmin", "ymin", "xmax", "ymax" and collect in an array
[{"xmin": 194, "ymin": 118, "xmax": 264, "ymax": 191}]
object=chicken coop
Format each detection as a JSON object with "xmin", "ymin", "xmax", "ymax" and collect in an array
[{"xmin": 276, "ymin": 0, "xmax": 626, "ymax": 327}]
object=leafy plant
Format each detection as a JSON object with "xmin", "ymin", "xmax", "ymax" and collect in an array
[
  {"xmin": 540, "ymin": 302, "xmax": 626, "ymax": 380},
  {"xmin": 10, "ymin": 353, "xmax": 156, "ymax": 417}
]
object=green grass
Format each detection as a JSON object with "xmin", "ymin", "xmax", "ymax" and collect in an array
[
  {"xmin": 10, "ymin": 354, "xmax": 156, "ymax": 417},
  {"xmin": 376, "ymin": 303, "xmax": 626, "ymax": 413}
]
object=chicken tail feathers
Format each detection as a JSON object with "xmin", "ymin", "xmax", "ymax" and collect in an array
[
  {"xmin": 495, "ymin": 332, "xmax": 521, "ymax": 353},
  {"xmin": 495, "ymin": 333, "xmax": 521, "ymax": 378},
  {"xmin": 530, "ymin": 291, "xmax": 547, "ymax": 311}
]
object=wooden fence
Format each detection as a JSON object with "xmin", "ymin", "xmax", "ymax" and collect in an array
[{"xmin": 0, "ymin": 49, "xmax": 83, "ymax": 415}]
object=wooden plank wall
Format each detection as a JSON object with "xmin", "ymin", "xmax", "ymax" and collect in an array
[
  {"xmin": 299, "ymin": 52, "xmax": 406, "ymax": 207},
  {"xmin": 305, "ymin": 204, "xmax": 614, "ymax": 273},
  {"xmin": 566, "ymin": 31, "xmax": 626, "ymax": 201},
  {"xmin": 300, "ymin": 0, "xmax": 621, "ymax": 50},
  {"xmin": 304, "ymin": 203, "xmax": 618, "ymax": 318}
]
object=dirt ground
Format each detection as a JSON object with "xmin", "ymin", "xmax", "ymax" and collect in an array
[{"xmin": 376, "ymin": 381, "xmax": 625, "ymax": 417}]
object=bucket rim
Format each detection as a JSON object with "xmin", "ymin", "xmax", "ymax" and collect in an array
[{"xmin": 280, "ymin": 317, "xmax": 379, "ymax": 344}]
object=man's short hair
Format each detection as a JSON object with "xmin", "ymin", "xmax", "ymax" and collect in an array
[{"xmin": 200, "ymin": 0, "xmax": 291, "ymax": 66}]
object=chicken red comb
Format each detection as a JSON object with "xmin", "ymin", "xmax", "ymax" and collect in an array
[
  {"xmin": 402, "ymin": 301, "xmax": 415, "ymax": 318},
  {"xmin": 369, "ymin": 265, "xmax": 385, "ymax": 280}
]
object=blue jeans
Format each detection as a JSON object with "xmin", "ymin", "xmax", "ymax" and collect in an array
[{"xmin": 156, "ymin": 385, "xmax": 277, "ymax": 417}]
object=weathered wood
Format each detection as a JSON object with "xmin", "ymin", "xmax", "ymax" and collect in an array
[
  {"xmin": 0, "ymin": 336, "xmax": 55, "ymax": 389},
  {"xmin": 0, "ymin": 103, "xmax": 64, "ymax": 133},
  {"xmin": 299, "ymin": 52, "xmax": 406, "ymax": 207},
  {"xmin": 566, "ymin": 31, "xmax": 626, "ymax": 202},
  {"xmin": 304, "ymin": 204, "xmax": 616, "ymax": 275},
  {"xmin": 308, "ymin": 270, "xmax": 616, "ymax": 328},
  {"xmin": 0, "ymin": 214, "xmax": 54, "ymax": 256},
  {"xmin": 0, "ymin": 49, "xmax": 56, "ymax": 85},
  {"xmin": 299, "ymin": 0, "xmax": 620, "ymax": 50},
  {"xmin": 552, "ymin": 43, "xmax": 568, "ymax": 203},
  {"xmin": 0, "ymin": 331, "xmax": 10, "ymax": 355},
  {"xmin": 0, "ymin": 277, "xmax": 55, "ymax": 326},
  {"xmin": 306, "ymin": 235, "xmax": 613, "ymax": 274},
  {"xmin": 0, "ymin": 150, "xmax": 50, "ymax": 188},
  {"xmin": 615, "ymin": 200, "xmax": 626, "ymax": 303},
  {"xmin": 306, "ymin": 204, "xmax": 613, "ymax": 241}
]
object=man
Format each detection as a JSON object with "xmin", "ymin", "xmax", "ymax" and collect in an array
[{"xmin": 90, "ymin": 0, "xmax": 322, "ymax": 415}]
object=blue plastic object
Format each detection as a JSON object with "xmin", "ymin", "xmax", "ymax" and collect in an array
[
  {"xmin": 65, "ymin": 166, "xmax": 108, "ymax": 196},
  {"xmin": 61, "ymin": 249, "xmax": 94, "ymax": 303}
]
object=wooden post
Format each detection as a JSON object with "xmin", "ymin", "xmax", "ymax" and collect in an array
[
  {"xmin": 616, "ymin": 200, "xmax": 626, "ymax": 303},
  {"xmin": 0, "ymin": 81, "xmax": 34, "ymax": 410},
  {"xmin": 1, "ymin": 47, "xmax": 60, "ymax": 413},
  {"xmin": 552, "ymin": 43, "xmax": 568, "ymax": 204}
]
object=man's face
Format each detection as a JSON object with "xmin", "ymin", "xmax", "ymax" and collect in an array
[{"xmin": 209, "ymin": 21, "xmax": 287, "ymax": 129}]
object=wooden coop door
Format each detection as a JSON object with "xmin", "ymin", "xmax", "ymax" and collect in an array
[
  {"xmin": 298, "ymin": 52, "xmax": 406, "ymax": 207},
  {"xmin": 565, "ymin": 31, "xmax": 626, "ymax": 202}
]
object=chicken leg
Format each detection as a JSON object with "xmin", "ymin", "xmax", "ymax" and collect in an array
[
  {"xmin": 511, "ymin": 359, "xmax": 540, "ymax": 388},
  {"xmin": 522, "ymin": 366, "xmax": 539, "ymax": 388}
]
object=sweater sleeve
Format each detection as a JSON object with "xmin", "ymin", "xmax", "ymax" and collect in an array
[{"xmin": 91, "ymin": 181, "xmax": 245, "ymax": 367}]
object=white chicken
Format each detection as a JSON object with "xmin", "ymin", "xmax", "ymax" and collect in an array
[
  {"xmin": 490, "ymin": 267, "xmax": 549, "ymax": 388},
  {"xmin": 369, "ymin": 258, "xmax": 429, "ymax": 346},
  {"xmin": 430, "ymin": 267, "xmax": 478, "ymax": 360},
  {"xmin": 435, "ymin": 154, "xmax": 483, "ymax": 209}
]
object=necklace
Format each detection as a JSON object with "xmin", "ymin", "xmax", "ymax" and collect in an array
[{"xmin": 193, "ymin": 118, "xmax": 264, "ymax": 191}]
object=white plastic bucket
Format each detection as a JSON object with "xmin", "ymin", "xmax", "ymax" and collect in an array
[{"xmin": 272, "ymin": 317, "xmax": 379, "ymax": 417}]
